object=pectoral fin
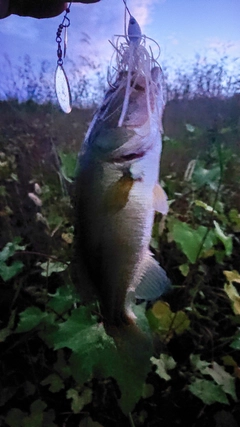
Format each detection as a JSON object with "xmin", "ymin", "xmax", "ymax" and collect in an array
[
  {"xmin": 135, "ymin": 252, "xmax": 171, "ymax": 300},
  {"xmin": 153, "ymin": 183, "xmax": 168, "ymax": 215},
  {"xmin": 104, "ymin": 174, "xmax": 134, "ymax": 213}
]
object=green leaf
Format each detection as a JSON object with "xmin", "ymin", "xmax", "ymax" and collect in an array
[
  {"xmin": 151, "ymin": 354, "xmax": 176, "ymax": 381},
  {"xmin": 224, "ymin": 270, "xmax": 240, "ymax": 314},
  {"xmin": 46, "ymin": 306, "xmax": 115, "ymax": 385},
  {"xmin": 142, "ymin": 383, "xmax": 154, "ymax": 399},
  {"xmin": 21, "ymin": 399, "xmax": 56, "ymax": 427},
  {"xmin": 172, "ymin": 311, "xmax": 191, "ymax": 334},
  {"xmin": 0, "ymin": 238, "xmax": 25, "ymax": 263},
  {"xmin": 190, "ymin": 354, "xmax": 210, "ymax": 373},
  {"xmin": 5, "ymin": 401, "xmax": 53, "ymax": 427},
  {"xmin": 194, "ymin": 200, "xmax": 217, "ymax": 214},
  {"xmin": 224, "ymin": 283, "xmax": 240, "ymax": 315},
  {"xmin": 185, "ymin": 123, "xmax": 195, "ymax": 132},
  {"xmin": 213, "ymin": 221, "xmax": 232, "ymax": 256},
  {"xmin": 69, "ymin": 326, "xmax": 118, "ymax": 384},
  {"xmin": 5, "ymin": 408, "xmax": 26, "ymax": 427},
  {"xmin": 224, "ymin": 270, "xmax": 240, "ymax": 284},
  {"xmin": 228, "ymin": 208, "xmax": 240, "ymax": 232},
  {"xmin": 220, "ymin": 127, "xmax": 232, "ymax": 134},
  {"xmin": 221, "ymin": 355, "xmax": 238, "ymax": 368},
  {"xmin": 0, "ymin": 238, "xmax": 26, "ymax": 281},
  {"xmin": 59, "ymin": 151, "xmax": 77, "ymax": 182},
  {"xmin": 230, "ymin": 331, "xmax": 240, "ymax": 350},
  {"xmin": 30, "ymin": 399, "xmax": 47, "ymax": 414},
  {"xmin": 133, "ymin": 303, "xmax": 152, "ymax": 335},
  {"xmin": 39, "ymin": 261, "xmax": 67, "ymax": 277},
  {"xmin": 49, "ymin": 306, "xmax": 96, "ymax": 351},
  {"xmin": 67, "ymin": 388, "xmax": 92, "ymax": 414},
  {"xmin": 146, "ymin": 301, "xmax": 190, "ymax": 339},
  {"xmin": 109, "ymin": 330, "xmax": 152, "ymax": 414},
  {"xmin": 146, "ymin": 301, "xmax": 172, "ymax": 334},
  {"xmin": 41, "ymin": 374, "xmax": 64, "ymax": 393},
  {"xmin": 59, "ymin": 306, "xmax": 152, "ymax": 414},
  {"xmin": 204, "ymin": 362, "xmax": 237, "ymax": 401},
  {"xmin": 170, "ymin": 219, "xmax": 216, "ymax": 263},
  {"xmin": 192, "ymin": 164, "xmax": 220, "ymax": 190},
  {"xmin": 179, "ymin": 263, "xmax": 189, "ymax": 277},
  {"xmin": 0, "ymin": 309, "xmax": 16, "ymax": 342},
  {"xmin": 16, "ymin": 307, "xmax": 48, "ymax": 333},
  {"xmin": 0, "ymin": 260, "xmax": 24, "ymax": 281},
  {"xmin": 41, "ymin": 304, "xmax": 152, "ymax": 414},
  {"xmin": 47, "ymin": 284, "xmax": 80, "ymax": 314},
  {"xmin": 0, "ymin": 184, "xmax": 7, "ymax": 196},
  {"xmin": 189, "ymin": 379, "xmax": 229, "ymax": 405}
]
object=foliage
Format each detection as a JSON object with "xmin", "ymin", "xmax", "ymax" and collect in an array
[
  {"xmin": 163, "ymin": 54, "xmax": 240, "ymax": 100},
  {"xmin": 0, "ymin": 238, "xmax": 26, "ymax": 281},
  {"xmin": 1, "ymin": 52, "xmax": 239, "ymax": 106},
  {"xmin": 146, "ymin": 300, "xmax": 190, "ymax": 340},
  {"xmin": 0, "ymin": 100, "xmax": 240, "ymax": 426}
]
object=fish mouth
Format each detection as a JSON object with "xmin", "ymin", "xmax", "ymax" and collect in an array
[
  {"xmin": 111, "ymin": 150, "xmax": 146, "ymax": 163},
  {"xmin": 85, "ymin": 66, "xmax": 164, "ymax": 157},
  {"xmin": 102, "ymin": 67, "xmax": 163, "ymax": 127}
]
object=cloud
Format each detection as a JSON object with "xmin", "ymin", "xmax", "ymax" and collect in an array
[{"xmin": 131, "ymin": 0, "xmax": 165, "ymax": 28}]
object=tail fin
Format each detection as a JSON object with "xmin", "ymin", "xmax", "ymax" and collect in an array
[{"xmin": 105, "ymin": 316, "xmax": 153, "ymax": 413}]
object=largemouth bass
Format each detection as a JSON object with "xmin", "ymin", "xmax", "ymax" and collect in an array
[{"xmin": 74, "ymin": 64, "xmax": 170, "ymax": 327}]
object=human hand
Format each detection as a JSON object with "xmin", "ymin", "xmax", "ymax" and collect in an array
[{"xmin": 0, "ymin": 0, "xmax": 100, "ymax": 19}]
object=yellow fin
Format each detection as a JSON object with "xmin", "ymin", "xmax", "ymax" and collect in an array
[{"xmin": 153, "ymin": 183, "xmax": 168, "ymax": 214}]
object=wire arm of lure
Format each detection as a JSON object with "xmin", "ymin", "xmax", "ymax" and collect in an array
[
  {"xmin": 107, "ymin": 0, "xmax": 164, "ymax": 126},
  {"xmin": 118, "ymin": 7, "xmax": 143, "ymax": 126},
  {"xmin": 109, "ymin": 39, "xmax": 124, "ymax": 58},
  {"xmin": 56, "ymin": 3, "xmax": 72, "ymax": 64},
  {"xmin": 148, "ymin": 37, "xmax": 161, "ymax": 62},
  {"xmin": 122, "ymin": 0, "xmax": 131, "ymax": 17}
]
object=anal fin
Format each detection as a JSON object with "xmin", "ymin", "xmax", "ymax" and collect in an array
[{"xmin": 135, "ymin": 252, "xmax": 171, "ymax": 300}]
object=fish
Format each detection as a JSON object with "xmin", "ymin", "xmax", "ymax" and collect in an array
[
  {"xmin": 73, "ymin": 7, "xmax": 171, "ymax": 328},
  {"xmin": 73, "ymin": 64, "xmax": 171, "ymax": 328}
]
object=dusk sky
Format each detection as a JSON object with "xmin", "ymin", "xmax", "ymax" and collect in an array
[{"xmin": 0, "ymin": 0, "xmax": 239, "ymax": 100}]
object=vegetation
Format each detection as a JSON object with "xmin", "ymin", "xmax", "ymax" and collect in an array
[
  {"xmin": 0, "ymin": 56, "xmax": 240, "ymax": 426},
  {"xmin": 1, "ymin": 52, "xmax": 239, "ymax": 105}
]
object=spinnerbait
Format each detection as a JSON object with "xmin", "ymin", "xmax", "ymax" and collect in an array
[
  {"xmin": 108, "ymin": 0, "xmax": 163, "ymax": 127},
  {"xmin": 55, "ymin": 3, "xmax": 72, "ymax": 114}
]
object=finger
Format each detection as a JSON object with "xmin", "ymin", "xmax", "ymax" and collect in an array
[
  {"xmin": 3, "ymin": 0, "xmax": 100, "ymax": 19},
  {"xmin": 0, "ymin": 0, "xmax": 9, "ymax": 18}
]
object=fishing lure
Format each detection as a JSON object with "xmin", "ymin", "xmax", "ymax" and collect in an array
[
  {"xmin": 108, "ymin": 0, "xmax": 164, "ymax": 127},
  {"xmin": 55, "ymin": 3, "xmax": 72, "ymax": 114}
]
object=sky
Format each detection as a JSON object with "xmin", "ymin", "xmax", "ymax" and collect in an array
[{"xmin": 0, "ymin": 0, "xmax": 239, "ymax": 100}]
